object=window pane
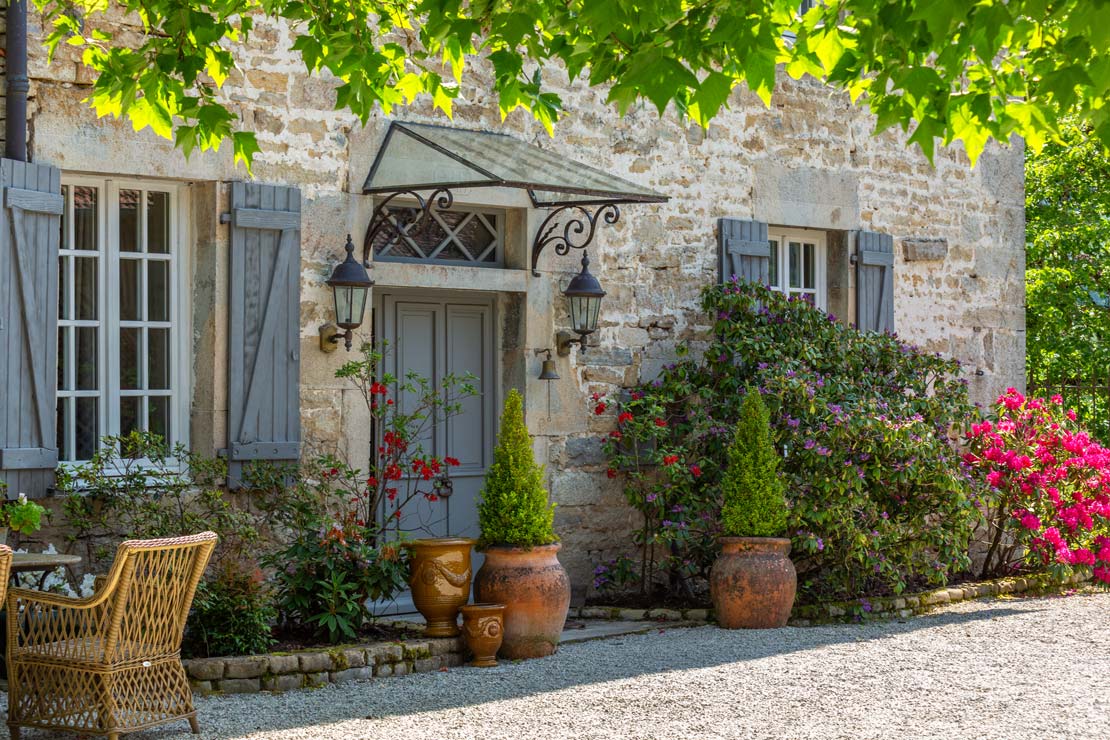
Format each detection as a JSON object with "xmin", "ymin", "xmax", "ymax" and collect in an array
[
  {"xmin": 119, "ymin": 258, "xmax": 141, "ymax": 321},
  {"xmin": 119, "ymin": 189, "xmax": 141, "ymax": 253},
  {"xmin": 74, "ymin": 257, "xmax": 97, "ymax": 320},
  {"xmin": 803, "ymin": 243, "xmax": 815, "ymax": 290},
  {"xmin": 75, "ymin": 397, "xmax": 99, "ymax": 460},
  {"xmin": 57, "ymin": 327, "xmax": 69, "ymax": 391},
  {"xmin": 149, "ymin": 328, "xmax": 170, "ymax": 390},
  {"xmin": 120, "ymin": 327, "xmax": 141, "ymax": 390},
  {"xmin": 149, "ymin": 396, "xmax": 170, "ymax": 443},
  {"xmin": 147, "ymin": 192, "xmax": 170, "ymax": 253},
  {"xmin": 76, "ymin": 326, "xmax": 98, "ymax": 390},
  {"xmin": 73, "ymin": 187, "xmax": 98, "ymax": 251},
  {"xmin": 769, "ymin": 239, "xmax": 779, "ymax": 288},
  {"xmin": 58, "ymin": 256, "xmax": 69, "ymax": 319},
  {"xmin": 56, "ymin": 399, "xmax": 70, "ymax": 462},
  {"xmin": 147, "ymin": 261, "xmax": 170, "ymax": 322},
  {"xmin": 788, "ymin": 242, "xmax": 801, "ymax": 289},
  {"xmin": 120, "ymin": 396, "xmax": 141, "ymax": 437}
]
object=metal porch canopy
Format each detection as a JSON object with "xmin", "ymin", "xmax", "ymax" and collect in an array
[{"xmin": 362, "ymin": 121, "xmax": 669, "ymax": 207}]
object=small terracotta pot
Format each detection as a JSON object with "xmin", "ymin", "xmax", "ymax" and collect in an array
[
  {"xmin": 710, "ymin": 537, "xmax": 797, "ymax": 629},
  {"xmin": 460, "ymin": 603, "xmax": 506, "ymax": 667},
  {"xmin": 474, "ymin": 543, "xmax": 570, "ymax": 659},
  {"xmin": 407, "ymin": 538, "xmax": 477, "ymax": 637}
]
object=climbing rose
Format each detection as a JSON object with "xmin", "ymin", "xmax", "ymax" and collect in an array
[
  {"xmin": 689, "ymin": 464, "xmax": 702, "ymax": 477},
  {"xmin": 606, "ymin": 468, "xmax": 617, "ymax": 479},
  {"xmin": 663, "ymin": 455, "xmax": 679, "ymax": 466},
  {"xmin": 594, "ymin": 402, "xmax": 607, "ymax": 415}
]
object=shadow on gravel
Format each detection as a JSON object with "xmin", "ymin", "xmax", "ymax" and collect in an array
[{"xmin": 65, "ymin": 601, "xmax": 1039, "ymax": 740}]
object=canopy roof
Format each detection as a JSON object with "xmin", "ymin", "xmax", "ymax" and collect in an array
[{"xmin": 363, "ymin": 121, "xmax": 669, "ymax": 207}]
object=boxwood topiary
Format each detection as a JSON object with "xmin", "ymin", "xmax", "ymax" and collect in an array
[
  {"xmin": 721, "ymin": 389, "xmax": 788, "ymax": 538},
  {"xmin": 478, "ymin": 389, "xmax": 557, "ymax": 549}
]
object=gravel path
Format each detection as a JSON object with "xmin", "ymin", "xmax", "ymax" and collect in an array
[{"xmin": 7, "ymin": 590, "xmax": 1110, "ymax": 739}]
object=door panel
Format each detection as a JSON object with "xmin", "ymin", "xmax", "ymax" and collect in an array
[{"xmin": 372, "ymin": 290, "xmax": 495, "ymax": 616}]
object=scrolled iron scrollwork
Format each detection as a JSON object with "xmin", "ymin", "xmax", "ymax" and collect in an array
[
  {"xmin": 531, "ymin": 203, "xmax": 621, "ymax": 276},
  {"xmin": 361, "ymin": 187, "xmax": 455, "ymax": 266}
]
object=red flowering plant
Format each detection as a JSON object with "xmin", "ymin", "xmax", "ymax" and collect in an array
[
  {"xmin": 259, "ymin": 341, "xmax": 476, "ymax": 642},
  {"xmin": 965, "ymin": 388, "xmax": 1110, "ymax": 584}
]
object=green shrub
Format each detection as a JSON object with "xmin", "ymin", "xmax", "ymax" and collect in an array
[
  {"xmin": 478, "ymin": 389, "xmax": 556, "ymax": 548},
  {"xmin": 600, "ymin": 280, "xmax": 978, "ymax": 602},
  {"xmin": 184, "ymin": 563, "xmax": 276, "ymax": 658},
  {"xmin": 721, "ymin": 390, "xmax": 787, "ymax": 538}
]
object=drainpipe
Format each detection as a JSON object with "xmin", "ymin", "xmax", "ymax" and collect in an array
[{"xmin": 5, "ymin": 0, "xmax": 29, "ymax": 162}]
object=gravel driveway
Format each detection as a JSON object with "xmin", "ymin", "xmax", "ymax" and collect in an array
[{"xmin": 7, "ymin": 590, "xmax": 1109, "ymax": 739}]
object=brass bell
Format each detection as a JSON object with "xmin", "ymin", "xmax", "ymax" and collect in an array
[{"xmin": 536, "ymin": 349, "xmax": 560, "ymax": 380}]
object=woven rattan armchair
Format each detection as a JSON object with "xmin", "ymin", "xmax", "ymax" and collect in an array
[
  {"xmin": 0, "ymin": 544, "xmax": 12, "ymax": 600},
  {"xmin": 6, "ymin": 532, "xmax": 217, "ymax": 740}
]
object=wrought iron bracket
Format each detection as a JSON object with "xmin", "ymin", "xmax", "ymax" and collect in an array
[
  {"xmin": 361, "ymin": 187, "xmax": 455, "ymax": 266},
  {"xmin": 531, "ymin": 203, "xmax": 620, "ymax": 277}
]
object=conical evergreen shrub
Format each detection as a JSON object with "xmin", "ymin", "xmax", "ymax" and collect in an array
[
  {"xmin": 478, "ymin": 389, "xmax": 557, "ymax": 548},
  {"xmin": 721, "ymin": 388, "xmax": 788, "ymax": 537}
]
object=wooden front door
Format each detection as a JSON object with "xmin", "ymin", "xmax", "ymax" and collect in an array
[{"xmin": 371, "ymin": 289, "xmax": 496, "ymax": 615}]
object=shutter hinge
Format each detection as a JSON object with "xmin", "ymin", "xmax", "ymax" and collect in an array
[
  {"xmin": 849, "ymin": 254, "xmax": 859, "ymax": 265},
  {"xmin": 220, "ymin": 211, "xmax": 232, "ymax": 224}
]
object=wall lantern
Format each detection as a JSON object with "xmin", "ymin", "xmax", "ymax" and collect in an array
[
  {"xmin": 556, "ymin": 252, "xmax": 606, "ymax": 356},
  {"xmin": 321, "ymin": 234, "xmax": 374, "ymax": 352}
]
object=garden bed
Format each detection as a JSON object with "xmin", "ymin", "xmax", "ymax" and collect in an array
[{"xmin": 577, "ymin": 569, "xmax": 1094, "ymax": 626}]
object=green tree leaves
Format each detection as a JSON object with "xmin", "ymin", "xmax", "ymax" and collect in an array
[
  {"xmin": 1025, "ymin": 116, "xmax": 1110, "ymax": 440},
  {"xmin": 33, "ymin": 0, "xmax": 1110, "ymax": 169}
]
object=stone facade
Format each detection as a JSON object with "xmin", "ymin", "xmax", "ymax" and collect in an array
[{"xmin": 6, "ymin": 12, "xmax": 1024, "ymax": 594}]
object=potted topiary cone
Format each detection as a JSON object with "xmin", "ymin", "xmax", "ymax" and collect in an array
[
  {"xmin": 710, "ymin": 388, "xmax": 796, "ymax": 629},
  {"xmin": 474, "ymin": 389, "xmax": 570, "ymax": 659}
]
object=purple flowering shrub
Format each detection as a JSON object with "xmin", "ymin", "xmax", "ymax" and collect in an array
[{"xmin": 598, "ymin": 280, "xmax": 980, "ymax": 603}]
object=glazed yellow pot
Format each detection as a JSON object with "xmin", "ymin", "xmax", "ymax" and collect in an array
[
  {"xmin": 460, "ymin": 603, "xmax": 506, "ymax": 667},
  {"xmin": 407, "ymin": 538, "xmax": 477, "ymax": 637}
]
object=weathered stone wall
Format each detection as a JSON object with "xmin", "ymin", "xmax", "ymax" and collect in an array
[{"xmin": 11, "ymin": 12, "xmax": 1024, "ymax": 593}]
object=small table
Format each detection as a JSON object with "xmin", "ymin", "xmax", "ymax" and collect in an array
[{"xmin": 10, "ymin": 553, "xmax": 83, "ymax": 591}]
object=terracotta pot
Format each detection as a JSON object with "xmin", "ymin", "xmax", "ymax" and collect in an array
[
  {"xmin": 474, "ymin": 544, "xmax": 571, "ymax": 659},
  {"xmin": 407, "ymin": 538, "xmax": 477, "ymax": 637},
  {"xmin": 710, "ymin": 537, "xmax": 796, "ymax": 629},
  {"xmin": 460, "ymin": 603, "xmax": 506, "ymax": 667}
]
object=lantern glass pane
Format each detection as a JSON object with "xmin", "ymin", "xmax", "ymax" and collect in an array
[
  {"xmin": 351, "ymin": 285, "xmax": 369, "ymax": 326},
  {"xmin": 569, "ymin": 295, "xmax": 587, "ymax": 333},
  {"xmin": 586, "ymin": 295, "xmax": 602, "ymax": 333},
  {"xmin": 334, "ymin": 286, "xmax": 368, "ymax": 328}
]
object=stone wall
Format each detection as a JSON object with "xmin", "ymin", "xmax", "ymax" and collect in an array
[{"xmin": 10, "ymin": 12, "xmax": 1025, "ymax": 593}]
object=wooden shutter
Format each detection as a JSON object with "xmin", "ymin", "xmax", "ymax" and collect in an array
[
  {"xmin": 855, "ymin": 230, "xmax": 895, "ymax": 333},
  {"xmin": 227, "ymin": 182, "xmax": 302, "ymax": 487},
  {"xmin": 0, "ymin": 159, "xmax": 63, "ymax": 499},
  {"xmin": 717, "ymin": 218, "xmax": 770, "ymax": 285}
]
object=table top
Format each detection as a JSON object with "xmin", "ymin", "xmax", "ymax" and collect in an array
[{"xmin": 10, "ymin": 552, "xmax": 82, "ymax": 573}]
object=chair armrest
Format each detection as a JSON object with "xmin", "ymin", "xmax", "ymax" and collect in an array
[{"xmin": 6, "ymin": 587, "xmax": 111, "ymax": 661}]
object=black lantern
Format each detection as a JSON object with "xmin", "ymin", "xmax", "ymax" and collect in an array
[
  {"xmin": 323, "ymin": 234, "xmax": 373, "ymax": 351},
  {"xmin": 556, "ymin": 251, "xmax": 605, "ymax": 355}
]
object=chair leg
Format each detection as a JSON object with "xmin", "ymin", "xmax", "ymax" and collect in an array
[
  {"xmin": 189, "ymin": 715, "xmax": 201, "ymax": 734},
  {"xmin": 9, "ymin": 725, "xmax": 20, "ymax": 740}
]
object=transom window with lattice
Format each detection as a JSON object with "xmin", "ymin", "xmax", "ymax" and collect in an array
[{"xmin": 372, "ymin": 205, "xmax": 503, "ymax": 266}]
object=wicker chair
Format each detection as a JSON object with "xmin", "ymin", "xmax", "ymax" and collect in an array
[
  {"xmin": 0, "ymin": 544, "xmax": 12, "ymax": 600},
  {"xmin": 6, "ymin": 532, "xmax": 218, "ymax": 740}
]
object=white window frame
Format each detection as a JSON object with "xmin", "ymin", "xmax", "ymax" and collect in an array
[
  {"xmin": 768, "ymin": 227, "xmax": 827, "ymax": 310},
  {"xmin": 57, "ymin": 176, "xmax": 191, "ymax": 464}
]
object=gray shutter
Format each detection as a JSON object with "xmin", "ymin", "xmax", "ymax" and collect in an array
[
  {"xmin": 0, "ymin": 159, "xmax": 63, "ymax": 499},
  {"xmin": 855, "ymin": 230, "xmax": 895, "ymax": 333},
  {"xmin": 717, "ymin": 218, "xmax": 770, "ymax": 285},
  {"xmin": 227, "ymin": 182, "xmax": 302, "ymax": 487}
]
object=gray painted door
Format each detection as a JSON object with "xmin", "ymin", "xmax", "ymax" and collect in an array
[{"xmin": 371, "ymin": 289, "xmax": 496, "ymax": 616}]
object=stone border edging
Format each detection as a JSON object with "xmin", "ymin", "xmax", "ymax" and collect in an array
[
  {"xmin": 183, "ymin": 634, "xmax": 465, "ymax": 695},
  {"xmin": 576, "ymin": 570, "xmax": 1094, "ymax": 627}
]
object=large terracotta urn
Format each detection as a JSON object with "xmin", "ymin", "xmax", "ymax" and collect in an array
[
  {"xmin": 710, "ymin": 537, "xmax": 796, "ymax": 629},
  {"xmin": 407, "ymin": 538, "xmax": 476, "ymax": 637},
  {"xmin": 474, "ymin": 543, "xmax": 571, "ymax": 659}
]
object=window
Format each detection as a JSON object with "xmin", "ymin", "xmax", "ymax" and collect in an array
[
  {"xmin": 371, "ymin": 204, "xmax": 503, "ymax": 266},
  {"xmin": 768, "ymin": 228, "xmax": 827, "ymax": 309},
  {"xmin": 56, "ymin": 179, "xmax": 188, "ymax": 462}
]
